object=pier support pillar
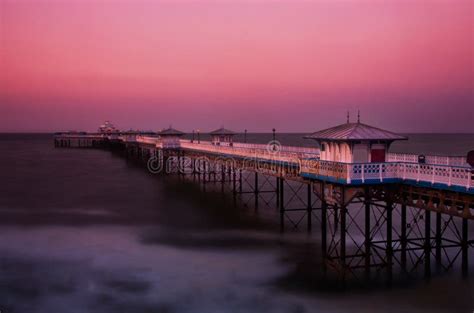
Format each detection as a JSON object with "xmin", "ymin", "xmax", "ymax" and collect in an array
[
  {"xmin": 307, "ymin": 182, "xmax": 312, "ymax": 232},
  {"xmin": 340, "ymin": 203, "xmax": 347, "ymax": 279},
  {"xmin": 239, "ymin": 170, "xmax": 243, "ymax": 194},
  {"xmin": 276, "ymin": 177, "xmax": 280, "ymax": 209},
  {"xmin": 401, "ymin": 203, "xmax": 407, "ymax": 273},
  {"xmin": 364, "ymin": 187, "xmax": 371, "ymax": 278},
  {"xmin": 254, "ymin": 171, "xmax": 259, "ymax": 210},
  {"xmin": 232, "ymin": 167, "xmax": 237, "ymax": 203},
  {"xmin": 386, "ymin": 200, "xmax": 393, "ymax": 282},
  {"xmin": 462, "ymin": 217, "xmax": 469, "ymax": 277},
  {"xmin": 321, "ymin": 190, "xmax": 327, "ymax": 273},
  {"xmin": 279, "ymin": 177, "xmax": 285, "ymax": 233},
  {"xmin": 435, "ymin": 212, "xmax": 442, "ymax": 267},
  {"xmin": 340, "ymin": 187, "xmax": 346, "ymax": 279},
  {"xmin": 424, "ymin": 209, "xmax": 431, "ymax": 279},
  {"xmin": 194, "ymin": 159, "xmax": 198, "ymax": 183},
  {"xmin": 221, "ymin": 164, "xmax": 225, "ymax": 193},
  {"xmin": 202, "ymin": 161, "xmax": 207, "ymax": 192}
]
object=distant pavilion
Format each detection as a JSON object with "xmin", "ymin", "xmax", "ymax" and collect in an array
[
  {"xmin": 209, "ymin": 127, "xmax": 236, "ymax": 146},
  {"xmin": 159, "ymin": 127, "xmax": 185, "ymax": 148}
]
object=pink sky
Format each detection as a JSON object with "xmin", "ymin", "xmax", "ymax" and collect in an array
[{"xmin": 0, "ymin": 0, "xmax": 473, "ymax": 132}]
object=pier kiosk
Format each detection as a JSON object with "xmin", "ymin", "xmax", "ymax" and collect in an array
[
  {"xmin": 209, "ymin": 127, "xmax": 235, "ymax": 146},
  {"xmin": 304, "ymin": 121, "xmax": 407, "ymax": 163},
  {"xmin": 159, "ymin": 127, "xmax": 185, "ymax": 149}
]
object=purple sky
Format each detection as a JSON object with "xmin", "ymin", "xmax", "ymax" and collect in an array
[{"xmin": 0, "ymin": 0, "xmax": 473, "ymax": 133}]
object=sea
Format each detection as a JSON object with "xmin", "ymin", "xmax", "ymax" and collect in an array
[{"xmin": 0, "ymin": 133, "xmax": 473, "ymax": 313}]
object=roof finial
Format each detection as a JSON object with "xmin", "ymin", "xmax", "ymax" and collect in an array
[
  {"xmin": 357, "ymin": 110, "xmax": 360, "ymax": 123},
  {"xmin": 346, "ymin": 111, "xmax": 350, "ymax": 123}
]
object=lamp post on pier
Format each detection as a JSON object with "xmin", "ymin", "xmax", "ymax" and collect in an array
[
  {"xmin": 272, "ymin": 128, "xmax": 277, "ymax": 152},
  {"xmin": 197, "ymin": 129, "xmax": 200, "ymax": 144},
  {"xmin": 244, "ymin": 129, "xmax": 247, "ymax": 143},
  {"xmin": 192, "ymin": 130, "xmax": 195, "ymax": 143}
]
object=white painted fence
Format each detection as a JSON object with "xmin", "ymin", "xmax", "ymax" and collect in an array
[
  {"xmin": 387, "ymin": 153, "xmax": 468, "ymax": 167},
  {"xmin": 180, "ymin": 141, "xmax": 301, "ymax": 165},
  {"xmin": 300, "ymin": 160, "xmax": 472, "ymax": 191}
]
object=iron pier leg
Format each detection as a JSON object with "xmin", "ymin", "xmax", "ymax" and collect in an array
[
  {"xmin": 254, "ymin": 171, "xmax": 259, "ymax": 210},
  {"xmin": 239, "ymin": 170, "xmax": 243, "ymax": 194},
  {"xmin": 364, "ymin": 188, "xmax": 371, "ymax": 278},
  {"xmin": 307, "ymin": 183, "xmax": 312, "ymax": 232},
  {"xmin": 276, "ymin": 177, "xmax": 280, "ymax": 209},
  {"xmin": 340, "ymin": 203, "xmax": 347, "ymax": 280},
  {"xmin": 462, "ymin": 217, "xmax": 468, "ymax": 277},
  {"xmin": 424, "ymin": 210, "xmax": 431, "ymax": 279},
  {"xmin": 181, "ymin": 152, "xmax": 185, "ymax": 178},
  {"xmin": 232, "ymin": 167, "xmax": 237, "ymax": 204},
  {"xmin": 202, "ymin": 161, "xmax": 207, "ymax": 192},
  {"xmin": 321, "ymin": 193, "xmax": 327, "ymax": 274},
  {"xmin": 279, "ymin": 177, "xmax": 285, "ymax": 233},
  {"xmin": 436, "ymin": 212, "xmax": 442, "ymax": 267},
  {"xmin": 178, "ymin": 154, "xmax": 182, "ymax": 180},
  {"xmin": 221, "ymin": 165, "xmax": 225, "ymax": 193},
  {"xmin": 386, "ymin": 200, "xmax": 393, "ymax": 283},
  {"xmin": 340, "ymin": 187, "xmax": 346, "ymax": 280},
  {"xmin": 401, "ymin": 203, "xmax": 407, "ymax": 273},
  {"xmin": 195, "ymin": 159, "xmax": 199, "ymax": 183}
]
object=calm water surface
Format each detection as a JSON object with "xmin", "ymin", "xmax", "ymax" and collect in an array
[{"xmin": 0, "ymin": 133, "xmax": 473, "ymax": 313}]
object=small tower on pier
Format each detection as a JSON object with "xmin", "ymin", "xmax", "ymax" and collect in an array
[
  {"xmin": 159, "ymin": 127, "xmax": 185, "ymax": 149},
  {"xmin": 304, "ymin": 119, "xmax": 407, "ymax": 163},
  {"xmin": 209, "ymin": 127, "xmax": 235, "ymax": 146}
]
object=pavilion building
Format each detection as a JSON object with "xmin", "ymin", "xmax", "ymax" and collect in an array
[
  {"xmin": 209, "ymin": 127, "xmax": 236, "ymax": 146},
  {"xmin": 304, "ymin": 121, "xmax": 407, "ymax": 163},
  {"xmin": 159, "ymin": 127, "xmax": 185, "ymax": 149}
]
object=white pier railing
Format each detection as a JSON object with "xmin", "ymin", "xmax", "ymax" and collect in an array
[
  {"xmin": 300, "ymin": 160, "xmax": 473, "ymax": 192},
  {"xmin": 180, "ymin": 141, "xmax": 302, "ymax": 165},
  {"xmin": 387, "ymin": 153, "xmax": 468, "ymax": 167},
  {"xmin": 179, "ymin": 140, "xmax": 320, "ymax": 159}
]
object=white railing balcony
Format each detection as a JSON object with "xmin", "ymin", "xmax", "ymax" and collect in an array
[
  {"xmin": 180, "ymin": 141, "xmax": 302, "ymax": 166},
  {"xmin": 387, "ymin": 153, "xmax": 468, "ymax": 167},
  {"xmin": 300, "ymin": 160, "xmax": 473, "ymax": 193}
]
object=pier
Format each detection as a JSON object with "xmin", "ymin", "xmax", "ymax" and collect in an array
[{"xmin": 54, "ymin": 121, "xmax": 474, "ymax": 282}]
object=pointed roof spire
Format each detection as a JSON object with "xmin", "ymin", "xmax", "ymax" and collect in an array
[
  {"xmin": 357, "ymin": 110, "xmax": 360, "ymax": 123},
  {"xmin": 346, "ymin": 111, "xmax": 350, "ymax": 124}
]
